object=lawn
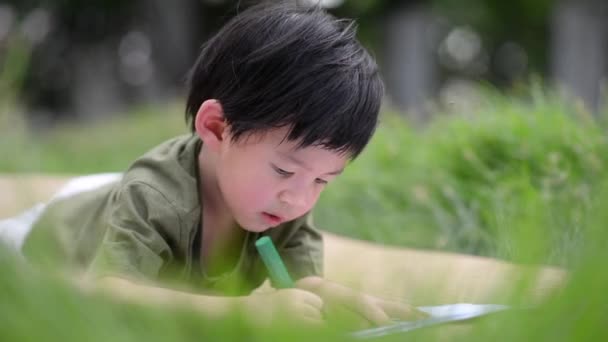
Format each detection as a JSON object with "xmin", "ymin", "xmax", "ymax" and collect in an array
[{"xmin": 1, "ymin": 92, "xmax": 608, "ymax": 340}]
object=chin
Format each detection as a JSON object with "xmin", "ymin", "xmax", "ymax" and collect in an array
[
  {"xmin": 236, "ymin": 217, "xmax": 270, "ymax": 233},
  {"xmin": 241, "ymin": 224, "xmax": 271, "ymax": 233}
]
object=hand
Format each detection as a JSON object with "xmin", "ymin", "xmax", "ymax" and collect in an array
[
  {"xmin": 340, "ymin": 292, "xmax": 429, "ymax": 326},
  {"xmin": 239, "ymin": 288, "xmax": 325, "ymax": 326},
  {"xmin": 296, "ymin": 277, "xmax": 428, "ymax": 328}
]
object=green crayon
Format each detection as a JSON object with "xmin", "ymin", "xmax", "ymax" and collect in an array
[{"xmin": 255, "ymin": 236, "xmax": 295, "ymax": 288}]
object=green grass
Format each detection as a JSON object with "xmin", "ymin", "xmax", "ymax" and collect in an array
[
  {"xmin": 1, "ymin": 191, "xmax": 608, "ymax": 341},
  {"xmin": 2, "ymin": 94, "xmax": 607, "ymax": 265},
  {"xmin": 2, "ymin": 92, "xmax": 608, "ymax": 340},
  {"xmin": 0, "ymin": 251, "xmax": 343, "ymax": 342},
  {"xmin": 316, "ymin": 95, "xmax": 608, "ymax": 266},
  {"xmin": 0, "ymin": 103, "xmax": 185, "ymax": 174}
]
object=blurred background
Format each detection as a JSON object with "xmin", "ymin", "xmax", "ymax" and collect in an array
[
  {"xmin": 2, "ymin": 1, "xmax": 608, "ymax": 341},
  {"xmin": 1, "ymin": 0, "xmax": 606, "ymax": 126},
  {"xmin": 1, "ymin": 0, "xmax": 607, "ymax": 263}
]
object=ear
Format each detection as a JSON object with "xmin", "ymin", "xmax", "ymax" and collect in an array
[{"xmin": 194, "ymin": 99, "xmax": 228, "ymax": 151}]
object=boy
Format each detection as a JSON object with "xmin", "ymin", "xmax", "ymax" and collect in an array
[{"xmin": 5, "ymin": 2, "xmax": 423, "ymax": 326}]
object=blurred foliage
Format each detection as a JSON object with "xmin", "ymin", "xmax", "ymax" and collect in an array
[
  {"xmin": 431, "ymin": 0, "xmax": 554, "ymax": 74},
  {"xmin": 2, "ymin": 172, "xmax": 608, "ymax": 341},
  {"xmin": 316, "ymin": 88, "xmax": 607, "ymax": 266},
  {"xmin": 0, "ymin": 249, "xmax": 341, "ymax": 341},
  {"xmin": 335, "ymin": 0, "xmax": 555, "ymax": 75},
  {"xmin": 2, "ymin": 88, "xmax": 607, "ymax": 267},
  {"xmin": 2, "ymin": 2, "xmax": 608, "ymax": 340},
  {"xmin": 1, "ymin": 0, "xmax": 577, "ymax": 127},
  {"xmin": 0, "ymin": 37, "xmax": 31, "ymax": 110},
  {"xmin": 0, "ymin": 103, "xmax": 184, "ymax": 174}
]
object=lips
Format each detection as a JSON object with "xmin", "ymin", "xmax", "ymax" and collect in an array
[{"xmin": 262, "ymin": 212, "xmax": 283, "ymax": 225}]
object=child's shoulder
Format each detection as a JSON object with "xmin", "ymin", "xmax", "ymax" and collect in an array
[
  {"xmin": 120, "ymin": 133, "xmax": 201, "ymax": 213},
  {"xmin": 134, "ymin": 134, "xmax": 198, "ymax": 162}
]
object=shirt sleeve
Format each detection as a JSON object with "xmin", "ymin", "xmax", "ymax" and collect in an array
[
  {"xmin": 271, "ymin": 212, "xmax": 324, "ymax": 282},
  {"xmin": 87, "ymin": 181, "xmax": 180, "ymax": 281}
]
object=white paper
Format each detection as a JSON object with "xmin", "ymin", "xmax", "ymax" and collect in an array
[{"xmin": 351, "ymin": 303, "xmax": 509, "ymax": 339}]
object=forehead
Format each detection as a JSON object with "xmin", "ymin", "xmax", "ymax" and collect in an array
[{"xmin": 238, "ymin": 127, "xmax": 350, "ymax": 167}]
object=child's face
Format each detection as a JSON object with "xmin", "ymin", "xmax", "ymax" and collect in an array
[{"xmin": 215, "ymin": 127, "xmax": 348, "ymax": 232}]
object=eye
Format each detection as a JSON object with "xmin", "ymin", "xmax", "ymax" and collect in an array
[
  {"xmin": 315, "ymin": 178, "xmax": 328, "ymax": 185},
  {"xmin": 272, "ymin": 164, "xmax": 293, "ymax": 177}
]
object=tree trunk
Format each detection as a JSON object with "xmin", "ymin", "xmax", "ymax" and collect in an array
[
  {"xmin": 382, "ymin": 3, "xmax": 439, "ymax": 123},
  {"xmin": 551, "ymin": 0, "xmax": 608, "ymax": 112}
]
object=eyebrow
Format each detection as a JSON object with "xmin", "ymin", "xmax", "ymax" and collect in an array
[{"xmin": 279, "ymin": 152, "xmax": 344, "ymax": 176}]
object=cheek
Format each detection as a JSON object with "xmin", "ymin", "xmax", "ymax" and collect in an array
[
  {"xmin": 306, "ymin": 188, "xmax": 324, "ymax": 210},
  {"xmin": 219, "ymin": 162, "xmax": 277, "ymax": 207},
  {"xmin": 288, "ymin": 186, "xmax": 323, "ymax": 218},
  {"xmin": 238, "ymin": 177, "xmax": 276, "ymax": 205}
]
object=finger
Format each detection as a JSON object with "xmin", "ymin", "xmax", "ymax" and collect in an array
[
  {"xmin": 298, "ymin": 303, "xmax": 324, "ymax": 321},
  {"xmin": 298, "ymin": 291, "xmax": 324, "ymax": 310},
  {"xmin": 323, "ymin": 304, "xmax": 372, "ymax": 329},
  {"xmin": 353, "ymin": 298, "xmax": 391, "ymax": 326},
  {"xmin": 380, "ymin": 301, "xmax": 430, "ymax": 320}
]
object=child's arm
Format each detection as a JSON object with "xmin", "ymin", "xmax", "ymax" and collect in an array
[
  {"xmin": 295, "ymin": 276, "xmax": 428, "ymax": 326},
  {"xmin": 91, "ymin": 276, "xmax": 324, "ymax": 326}
]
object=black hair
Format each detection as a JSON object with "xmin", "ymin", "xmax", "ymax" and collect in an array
[{"xmin": 185, "ymin": 1, "xmax": 383, "ymax": 158}]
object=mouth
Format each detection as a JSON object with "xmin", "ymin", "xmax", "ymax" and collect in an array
[{"xmin": 261, "ymin": 212, "xmax": 283, "ymax": 225}]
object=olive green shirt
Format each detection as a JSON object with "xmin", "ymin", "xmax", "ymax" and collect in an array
[{"xmin": 24, "ymin": 134, "xmax": 323, "ymax": 295}]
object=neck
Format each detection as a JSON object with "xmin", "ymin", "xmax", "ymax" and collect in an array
[
  {"xmin": 198, "ymin": 147, "xmax": 246, "ymax": 275},
  {"xmin": 198, "ymin": 146, "xmax": 233, "ymax": 228}
]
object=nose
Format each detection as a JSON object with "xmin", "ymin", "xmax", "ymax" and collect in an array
[{"xmin": 278, "ymin": 186, "xmax": 314, "ymax": 209}]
